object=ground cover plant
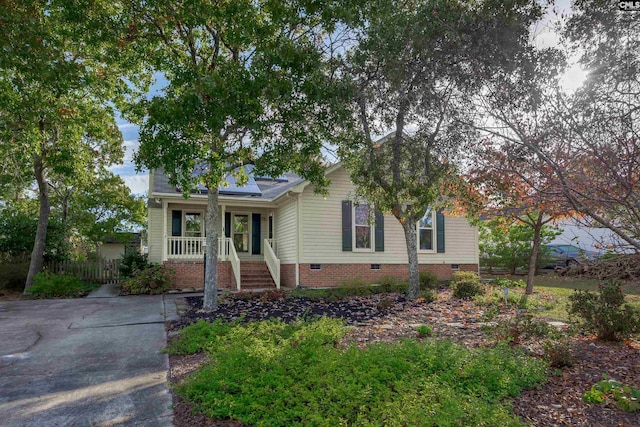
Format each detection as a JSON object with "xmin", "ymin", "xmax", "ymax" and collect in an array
[
  {"xmin": 168, "ymin": 317, "xmax": 548, "ymax": 427},
  {"xmin": 27, "ymin": 272, "xmax": 99, "ymax": 298},
  {"xmin": 169, "ymin": 275, "xmax": 640, "ymax": 427}
]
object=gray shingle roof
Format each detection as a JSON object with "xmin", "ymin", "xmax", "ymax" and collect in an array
[{"xmin": 151, "ymin": 168, "xmax": 304, "ymax": 201}]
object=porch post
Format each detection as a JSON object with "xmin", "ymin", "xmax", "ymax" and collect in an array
[{"xmin": 162, "ymin": 200, "xmax": 168, "ymax": 261}]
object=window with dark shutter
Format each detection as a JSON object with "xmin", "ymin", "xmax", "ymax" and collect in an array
[
  {"xmin": 436, "ymin": 209, "xmax": 445, "ymax": 253},
  {"xmin": 342, "ymin": 200, "xmax": 352, "ymax": 251},
  {"xmin": 374, "ymin": 210, "xmax": 384, "ymax": 252}
]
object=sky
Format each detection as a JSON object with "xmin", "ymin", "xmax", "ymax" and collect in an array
[{"xmin": 110, "ymin": 0, "xmax": 585, "ymax": 197}]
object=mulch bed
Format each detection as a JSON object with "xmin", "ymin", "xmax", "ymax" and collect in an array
[{"xmin": 167, "ymin": 290, "xmax": 640, "ymax": 427}]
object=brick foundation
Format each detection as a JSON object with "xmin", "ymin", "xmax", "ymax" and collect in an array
[
  {"xmin": 163, "ymin": 260, "xmax": 233, "ymax": 290},
  {"xmin": 164, "ymin": 260, "xmax": 478, "ymax": 290},
  {"xmin": 296, "ymin": 263, "xmax": 478, "ymax": 288},
  {"xmin": 280, "ymin": 264, "xmax": 297, "ymax": 288}
]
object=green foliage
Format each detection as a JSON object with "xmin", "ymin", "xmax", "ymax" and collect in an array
[
  {"xmin": 289, "ymin": 282, "xmax": 408, "ymax": 302},
  {"xmin": 493, "ymin": 314, "xmax": 560, "ymax": 344},
  {"xmin": 338, "ymin": 276, "xmax": 368, "ymax": 288},
  {"xmin": 568, "ymin": 281, "xmax": 640, "ymax": 341},
  {"xmin": 420, "ymin": 289, "xmax": 438, "ymax": 303},
  {"xmin": 494, "ymin": 277, "xmax": 526, "ymax": 288},
  {"xmin": 416, "ymin": 324, "xmax": 432, "ymax": 338},
  {"xmin": 479, "ymin": 219, "xmax": 560, "ymax": 273},
  {"xmin": 451, "ymin": 271, "xmax": 484, "ymax": 299},
  {"xmin": 28, "ymin": 272, "xmax": 96, "ymax": 298},
  {"xmin": 583, "ymin": 376, "xmax": 640, "ymax": 412},
  {"xmin": 166, "ymin": 319, "xmax": 236, "ymax": 355},
  {"xmin": 0, "ymin": 259, "xmax": 30, "ymax": 291},
  {"xmin": 174, "ymin": 317, "xmax": 547, "ymax": 426},
  {"xmin": 543, "ymin": 339, "xmax": 574, "ymax": 368},
  {"xmin": 119, "ymin": 265, "xmax": 174, "ymax": 295},
  {"xmin": 419, "ymin": 271, "xmax": 440, "ymax": 290},
  {"xmin": 119, "ymin": 251, "xmax": 150, "ymax": 279},
  {"xmin": 0, "ymin": 207, "xmax": 72, "ymax": 262}
]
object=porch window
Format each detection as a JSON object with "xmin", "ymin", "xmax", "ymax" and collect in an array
[
  {"xmin": 354, "ymin": 204, "xmax": 373, "ymax": 250},
  {"xmin": 233, "ymin": 214, "xmax": 249, "ymax": 252},
  {"xmin": 417, "ymin": 208, "xmax": 435, "ymax": 251},
  {"xmin": 185, "ymin": 212, "xmax": 203, "ymax": 237}
]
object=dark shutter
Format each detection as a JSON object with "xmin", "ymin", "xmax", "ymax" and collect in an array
[
  {"xmin": 252, "ymin": 213, "xmax": 261, "ymax": 254},
  {"xmin": 374, "ymin": 210, "xmax": 384, "ymax": 252},
  {"xmin": 171, "ymin": 210, "xmax": 182, "ymax": 236},
  {"xmin": 436, "ymin": 209, "xmax": 445, "ymax": 253},
  {"xmin": 224, "ymin": 212, "xmax": 231, "ymax": 238},
  {"xmin": 342, "ymin": 200, "xmax": 352, "ymax": 251},
  {"xmin": 268, "ymin": 216, "xmax": 273, "ymax": 239}
]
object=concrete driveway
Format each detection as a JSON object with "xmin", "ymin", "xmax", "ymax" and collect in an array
[{"xmin": 0, "ymin": 289, "xmax": 173, "ymax": 426}]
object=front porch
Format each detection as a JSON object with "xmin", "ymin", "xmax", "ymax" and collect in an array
[
  {"xmin": 163, "ymin": 236, "xmax": 280, "ymax": 290},
  {"xmin": 159, "ymin": 202, "xmax": 281, "ymax": 290}
]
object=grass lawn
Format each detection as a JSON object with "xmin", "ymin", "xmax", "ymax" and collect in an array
[
  {"xmin": 168, "ymin": 318, "xmax": 548, "ymax": 427},
  {"xmin": 480, "ymin": 273, "xmax": 640, "ymax": 321}
]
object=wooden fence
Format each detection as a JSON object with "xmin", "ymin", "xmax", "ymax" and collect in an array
[{"xmin": 43, "ymin": 260, "xmax": 121, "ymax": 284}]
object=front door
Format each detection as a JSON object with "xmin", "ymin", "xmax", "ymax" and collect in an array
[
  {"xmin": 233, "ymin": 214, "xmax": 249, "ymax": 252},
  {"xmin": 252, "ymin": 213, "xmax": 261, "ymax": 255}
]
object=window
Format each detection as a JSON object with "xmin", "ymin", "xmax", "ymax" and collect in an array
[
  {"xmin": 184, "ymin": 212, "xmax": 203, "ymax": 237},
  {"xmin": 418, "ymin": 208, "xmax": 435, "ymax": 251},
  {"xmin": 371, "ymin": 264, "xmax": 381, "ymax": 270},
  {"xmin": 233, "ymin": 214, "xmax": 249, "ymax": 252},
  {"xmin": 354, "ymin": 204, "xmax": 373, "ymax": 250},
  {"xmin": 310, "ymin": 264, "xmax": 321, "ymax": 270}
]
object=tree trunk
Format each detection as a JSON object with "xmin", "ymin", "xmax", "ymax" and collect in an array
[
  {"xmin": 525, "ymin": 214, "xmax": 544, "ymax": 295},
  {"xmin": 402, "ymin": 219, "xmax": 420, "ymax": 300},
  {"xmin": 203, "ymin": 186, "xmax": 219, "ymax": 311},
  {"xmin": 24, "ymin": 154, "xmax": 50, "ymax": 292}
]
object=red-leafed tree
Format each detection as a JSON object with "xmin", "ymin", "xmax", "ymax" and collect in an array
[{"xmin": 462, "ymin": 141, "xmax": 570, "ymax": 294}]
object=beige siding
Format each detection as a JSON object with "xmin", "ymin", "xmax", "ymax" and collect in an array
[
  {"xmin": 300, "ymin": 167, "xmax": 479, "ymax": 264},
  {"xmin": 148, "ymin": 207, "xmax": 164, "ymax": 263},
  {"xmin": 274, "ymin": 197, "xmax": 297, "ymax": 264}
]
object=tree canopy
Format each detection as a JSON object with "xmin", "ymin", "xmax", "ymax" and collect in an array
[{"xmin": 129, "ymin": 0, "xmax": 355, "ymax": 309}]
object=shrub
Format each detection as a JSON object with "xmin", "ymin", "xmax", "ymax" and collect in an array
[
  {"xmin": 494, "ymin": 277, "xmax": 525, "ymax": 288},
  {"xmin": 416, "ymin": 324, "xmax": 432, "ymax": 337},
  {"xmin": 119, "ymin": 251, "xmax": 149, "ymax": 279},
  {"xmin": 451, "ymin": 271, "xmax": 484, "ymax": 299},
  {"xmin": 338, "ymin": 275, "xmax": 367, "ymax": 288},
  {"xmin": 568, "ymin": 281, "xmax": 640, "ymax": 341},
  {"xmin": 583, "ymin": 376, "xmax": 640, "ymax": 412},
  {"xmin": 0, "ymin": 260, "xmax": 30, "ymax": 291},
  {"xmin": 28, "ymin": 272, "xmax": 92, "ymax": 298},
  {"xmin": 419, "ymin": 289, "xmax": 437, "ymax": 303},
  {"xmin": 543, "ymin": 339, "xmax": 574, "ymax": 368},
  {"xmin": 419, "ymin": 271, "xmax": 439, "ymax": 290},
  {"xmin": 119, "ymin": 265, "xmax": 174, "ymax": 295},
  {"xmin": 494, "ymin": 314, "xmax": 560, "ymax": 344}
]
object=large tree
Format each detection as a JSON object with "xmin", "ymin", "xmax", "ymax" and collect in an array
[
  {"xmin": 341, "ymin": 0, "xmax": 543, "ymax": 299},
  {"xmin": 0, "ymin": 1, "xmax": 145, "ymax": 291},
  {"xmin": 471, "ymin": 0, "xmax": 640, "ymax": 252},
  {"xmin": 129, "ymin": 0, "xmax": 354, "ymax": 310}
]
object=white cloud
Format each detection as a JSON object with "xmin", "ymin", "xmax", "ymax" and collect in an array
[
  {"xmin": 118, "ymin": 123, "xmax": 137, "ymax": 130},
  {"xmin": 122, "ymin": 174, "xmax": 149, "ymax": 196}
]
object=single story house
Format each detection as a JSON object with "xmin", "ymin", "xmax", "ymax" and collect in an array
[{"xmin": 147, "ymin": 163, "xmax": 479, "ymax": 290}]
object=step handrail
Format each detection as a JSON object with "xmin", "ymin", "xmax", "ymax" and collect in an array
[{"xmin": 263, "ymin": 238, "xmax": 280, "ymax": 289}]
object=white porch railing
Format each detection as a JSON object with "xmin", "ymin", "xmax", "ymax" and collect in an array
[
  {"xmin": 227, "ymin": 237, "xmax": 241, "ymax": 290},
  {"xmin": 164, "ymin": 236, "xmax": 243, "ymax": 290},
  {"xmin": 167, "ymin": 236, "xmax": 234, "ymax": 262},
  {"xmin": 264, "ymin": 238, "xmax": 280, "ymax": 289},
  {"xmin": 167, "ymin": 236, "xmax": 206, "ymax": 259},
  {"xmin": 266, "ymin": 238, "xmax": 277, "ymax": 256}
]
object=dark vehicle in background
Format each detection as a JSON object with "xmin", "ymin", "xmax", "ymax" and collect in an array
[{"xmin": 543, "ymin": 244, "xmax": 599, "ymax": 268}]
